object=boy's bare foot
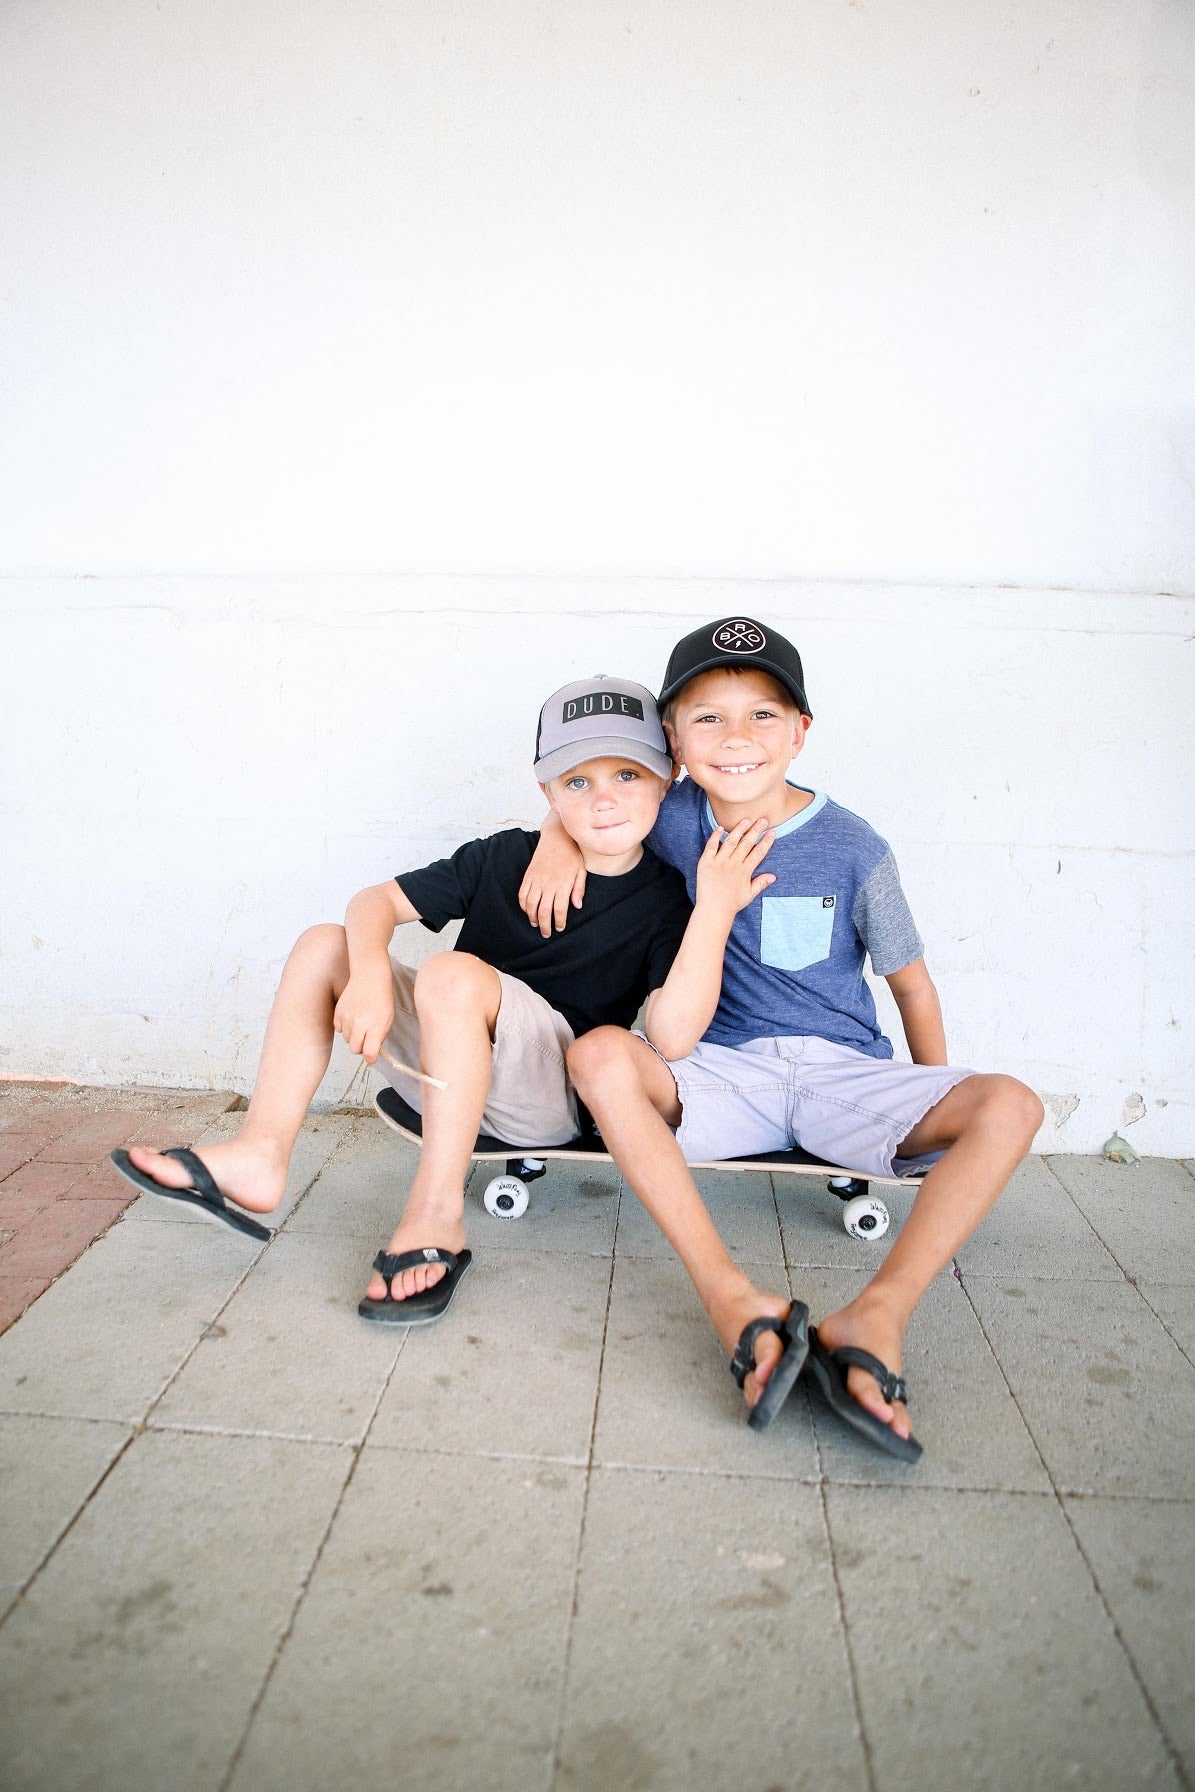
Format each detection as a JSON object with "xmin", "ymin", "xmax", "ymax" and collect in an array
[
  {"xmin": 815, "ymin": 1290, "xmax": 914, "ymax": 1441},
  {"xmin": 125, "ymin": 1139, "xmax": 288, "ymax": 1215},
  {"xmin": 708, "ymin": 1279, "xmax": 796, "ymax": 1415},
  {"xmin": 364, "ymin": 1203, "xmax": 468, "ymax": 1303}
]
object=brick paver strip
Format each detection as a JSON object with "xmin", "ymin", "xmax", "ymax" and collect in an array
[
  {"xmin": 0, "ymin": 1136, "xmax": 43, "ymax": 1179},
  {"xmin": 0, "ymin": 1161, "xmax": 88, "ymax": 1202},
  {"xmin": 0, "ymin": 1274, "xmax": 54, "ymax": 1333},
  {"xmin": 0, "ymin": 1084, "xmax": 239, "ymax": 1336},
  {"xmin": 3, "ymin": 1198, "xmax": 132, "ymax": 1278},
  {"xmin": 0, "ymin": 1190, "xmax": 59, "ymax": 1233},
  {"xmin": 36, "ymin": 1110, "xmax": 160, "ymax": 1163}
]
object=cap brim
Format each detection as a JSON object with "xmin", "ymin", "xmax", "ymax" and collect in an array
[
  {"xmin": 534, "ymin": 740, "xmax": 674, "ymax": 783},
  {"xmin": 658, "ymin": 657, "xmax": 810, "ymax": 714}
]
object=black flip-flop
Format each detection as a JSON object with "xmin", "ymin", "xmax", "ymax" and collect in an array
[
  {"xmin": 807, "ymin": 1326, "xmax": 923, "ymax": 1462},
  {"xmin": 109, "ymin": 1147, "xmax": 272, "ymax": 1242},
  {"xmin": 358, "ymin": 1247, "xmax": 474, "ymax": 1326},
  {"xmin": 731, "ymin": 1301, "xmax": 810, "ymax": 1432}
]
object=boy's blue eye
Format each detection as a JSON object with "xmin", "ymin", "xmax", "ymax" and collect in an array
[
  {"xmin": 565, "ymin": 777, "xmax": 588, "ymax": 791},
  {"xmin": 615, "ymin": 768, "xmax": 639, "ymax": 782}
]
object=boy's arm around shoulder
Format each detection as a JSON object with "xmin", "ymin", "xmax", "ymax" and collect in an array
[
  {"xmin": 518, "ymin": 810, "xmax": 587, "ymax": 938},
  {"xmin": 335, "ymin": 879, "xmax": 422, "ymax": 1063},
  {"xmin": 884, "ymin": 957, "xmax": 948, "ymax": 1065},
  {"xmin": 644, "ymin": 818, "xmax": 775, "ymax": 1062}
]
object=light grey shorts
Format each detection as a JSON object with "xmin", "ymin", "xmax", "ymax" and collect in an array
[
  {"xmin": 378, "ymin": 957, "xmax": 580, "ymax": 1148},
  {"xmin": 655, "ymin": 1034, "xmax": 972, "ymax": 1179}
]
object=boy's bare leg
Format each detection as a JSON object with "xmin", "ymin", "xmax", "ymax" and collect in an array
[
  {"xmin": 816, "ymin": 1074, "xmax": 1044, "ymax": 1440},
  {"xmin": 363, "ymin": 952, "xmax": 501, "ymax": 1304},
  {"xmin": 126, "ymin": 923, "xmax": 354, "ymax": 1213},
  {"xmin": 567, "ymin": 1027, "xmax": 794, "ymax": 1415}
]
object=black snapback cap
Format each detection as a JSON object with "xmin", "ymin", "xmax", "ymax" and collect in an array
[{"xmin": 658, "ymin": 617, "xmax": 811, "ymax": 716}]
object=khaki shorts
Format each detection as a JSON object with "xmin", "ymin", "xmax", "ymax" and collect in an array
[
  {"xmin": 377, "ymin": 957, "xmax": 580, "ymax": 1149},
  {"xmin": 651, "ymin": 1033, "xmax": 972, "ymax": 1180}
]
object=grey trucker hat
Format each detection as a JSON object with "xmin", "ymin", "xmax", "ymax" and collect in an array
[{"xmin": 533, "ymin": 675, "xmax": 674, "ymax": 783}]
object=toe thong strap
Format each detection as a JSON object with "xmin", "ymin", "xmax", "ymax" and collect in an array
[
  {"xmin": 829, "ymin": 1344, "xmax": 908, "ymax": 1405},
  {"xmin": 162, "ymin": 1147, "xmax": 223, "ymax": 1205},
  {"xmin": 730, "ymin": 1316, "xmax": 789, "ymax": 1389},
  {"xmin": 373, "ymin": 1246, "xmax": 460, "ymax": 1279}
]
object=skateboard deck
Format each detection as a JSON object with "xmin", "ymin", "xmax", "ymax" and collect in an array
[
  {"xmin": 374, "ymin": 1084, "xmax": 912, "ymax": 1184},
  {"xmin": 374, "ymin": 1085, "xmax": 919, "ymax": 1238}
]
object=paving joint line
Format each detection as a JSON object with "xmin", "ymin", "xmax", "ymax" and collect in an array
[
  {"xmin": 546, "ymin": 1172, "xmax": 624, "ymax": 1790},
  {"xmin": 958, "ymin": 1261, "xmax": 1191, "ymax": 1789},
  {"xmin": 818, "ymin": 1476, "xmax": 877, "ymax": 1792},
  {"xmin": 1056, "ymin": 1495, "xmax": 1193, "ymax": 1791},
  {"xmin": 217, "ymin": 1303, "xmax": 413, "ymax": 1792}
]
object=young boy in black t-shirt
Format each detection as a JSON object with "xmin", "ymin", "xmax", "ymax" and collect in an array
[{"xmin": 111, "ymin": 676, "xmax": 776, "ymax": 1332}]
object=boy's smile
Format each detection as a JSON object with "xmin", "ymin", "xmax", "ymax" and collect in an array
[
  {"xmin": 542, "ymin": 755, "xmax": 669, "ymax": 875},
  {"xmin": 667, "ymin": 667, "xmax": 812, "ymax": 828}
]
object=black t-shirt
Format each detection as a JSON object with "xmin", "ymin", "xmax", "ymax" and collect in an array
[{"xmin": 396, "ymin": 828, "xmax": 692, "ymax": 1039}]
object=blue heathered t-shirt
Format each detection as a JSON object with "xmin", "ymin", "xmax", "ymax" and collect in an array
[{"xmin": 648, "ymin": 778, "xmax": 924, "ymax": 1060}]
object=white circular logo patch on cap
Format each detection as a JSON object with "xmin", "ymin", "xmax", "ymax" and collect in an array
[{"xmin": 712, "ymin": 619, "xmax": 766, "ymax": 655}]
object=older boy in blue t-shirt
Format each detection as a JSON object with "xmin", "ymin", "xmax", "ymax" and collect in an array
[{"xmin": 522, "ymin": 617, "xmax": 1044, "ymax": 1461}]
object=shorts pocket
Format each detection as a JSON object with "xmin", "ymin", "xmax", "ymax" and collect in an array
[{"xmin": 760, "ymin": 895, "xmax": 836, "ymax": 973}]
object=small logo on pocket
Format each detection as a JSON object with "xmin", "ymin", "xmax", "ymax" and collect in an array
[{"xmin": 822, "ymin": 896, "xmax": 835, "ymax": 908}]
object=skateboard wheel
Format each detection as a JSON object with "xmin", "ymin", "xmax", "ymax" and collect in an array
[
  {"xmin": 483, "ymin": 1174, "xmax": 529, "ymax": 1220},
  {"xmin": 843, "ymin": 1194, "xmax": 889, "ymax": 1240}
]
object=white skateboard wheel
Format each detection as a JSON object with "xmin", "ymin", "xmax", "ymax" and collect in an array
[
  {"xmin": 843, "ymin": 1194, "xmax": 889, "ymax": 1240},
  {"xmin": 483, "ymin": 1174, "xmax": 529, "ymax": 1220}
]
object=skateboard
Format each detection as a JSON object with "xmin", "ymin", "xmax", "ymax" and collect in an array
[{"xmin": 375, "ymin": 1085, "xmax": 921, "ymax": 1240}]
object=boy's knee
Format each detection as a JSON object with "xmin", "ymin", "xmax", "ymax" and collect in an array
[
  {"xmin": 982, "ymin": 1074, "xmax": 1045, "ymax": 1148},
  {"xmin": 567, "ymin": 1025, "xmax": 637, "ymax": 1094},
  {"xmin": 292, "ymin": 923, "xmax": 349, "ymax": 968},
  {"xmin": 413, "ymin": 951, "xmax": 493, "ymax": 1008}
]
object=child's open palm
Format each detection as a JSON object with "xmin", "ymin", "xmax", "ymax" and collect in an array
[{"xmin": 694, "ymin": 818, "xmax": 775, "ymax": 925}]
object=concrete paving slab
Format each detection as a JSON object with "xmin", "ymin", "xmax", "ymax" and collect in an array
[
  {"xmin": 289, "ymin": 1114, "xmax": 624, "ymax": 1260},
  {"xmin": 1063, "ymin": 1493, "xmax": 1195, "ymax": 1781},
  {"xmin": 0, "ymin": 1216, "xmax": 258, "ymax": 1422},
  {"xmin": 830, "ymin": 1485, "xmax": 1180, "ymax": 1792},
  {"xmin": 592, "ymin": 1253, "xmax": 817, "ymax": 1477},
  {"xmin": 558, "ymin": 1464, "xmax": 866, "ymax": 1792},
  {"xmin": 152, "ymin": 1231, "xmax": 404, "ymax": 1442},
  {"xmin": 0, "ymin": 1428, "xmax": 351, "ymax": 1792},
  {"xmin": 280, "ymin": 1111, "xmax": 422, "ymax": 1239},
  {"xmin": 229, "ymin": 1448, "xmax": 584, "ymax": 1791},
  {"xmin": 614, "ymin": 1163, "xmax": 786, "ymax": 1267},
  {"xmin": 1138, "ymin": 1281, "xmax": 1195, "ymax": 1366},
  {"xmin": 120, "ymin": 1112, "xmax": 347, "ymax": 1229},
  {"xmin": 1045, "ymin": 1155, "xmax": 1195, "ymax": 1283},
  {"xmin": 966, "ymin": 1276, "xmax": 1195, "ymax": 1497},
  {"xmin": 0, "ymin": 1414, "xmax": 131, "ymax": 1619},
  {"xmin": 369, "ymin": 1245, "xmax": 610, "ymax": 1462},
  {"xmin": 956, "ymin": 1153, "xmax": 1123, "ymax": 1280},
  {"xmin": 799, "ymin": 1268, "xmax": 1050, "ymax": 1492},
  {"xmin": 776, "ymin": 1167, "xmax": 918, "ymax": 1268}
]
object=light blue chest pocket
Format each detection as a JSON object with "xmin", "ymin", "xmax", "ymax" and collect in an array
[{"xmin": 760, "ymin": 895, "xmax": 836, "ymax": 973}]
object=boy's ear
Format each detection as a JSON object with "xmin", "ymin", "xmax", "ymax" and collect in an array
[
  {"xmin": 538, "ymin": 779, "xmax": 560, "ymax": 814},
  {"xmin": 664, "ymin": 722, "xmax": 683, "ymax": 767}
]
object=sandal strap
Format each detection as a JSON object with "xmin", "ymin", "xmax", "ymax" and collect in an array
[
  {"xmin": 729, "ymin": 1315, "xmax": 789, "ymax": 1389},
  {"xmin": 162, "ymin": 1147, "xmax": 223, "ymax": 1206},
  {"xmin": 372, "ymin": 1246, "xmax": 459, "ymax": 1279},
  {"xmin": 828, "ymin": 1344, "xmax": 908, "ymax": 1406}
]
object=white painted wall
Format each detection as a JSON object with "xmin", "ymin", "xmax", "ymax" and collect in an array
[{"xmin": 2, "ymin": 2, "xmax": 1192, "ymax": 1152}]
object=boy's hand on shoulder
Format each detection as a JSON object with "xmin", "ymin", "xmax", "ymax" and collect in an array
[
  {"xmin": 333, "ymin": 968, "xmax": 396, "ymax": 1064},
  {"xmin": 519, "ymin": 832, "xmax": 587, "ymax": 938},
  {"xmin": 695, "ymin": 818, "xmax": 775, "ymax": 927}
]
